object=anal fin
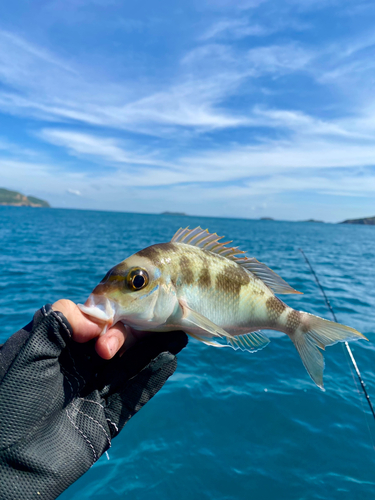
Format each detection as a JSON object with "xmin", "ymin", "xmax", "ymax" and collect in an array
[{"xmin": 226, "ymin": 331, "xmax": 270, "ymax": 353}]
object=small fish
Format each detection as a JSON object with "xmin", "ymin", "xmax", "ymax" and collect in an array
[{"xmin": 78, "ymin": 227, "xmax": 367, "ymax": 388}]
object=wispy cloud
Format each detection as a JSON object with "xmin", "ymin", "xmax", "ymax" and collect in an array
[
  {"xmin": 0, "ymin": 38, "xmax": 246, "ymax": 133},
  {"xmin": 39, "ymin": 129, "xmax": 171, "ymax": 167},
  {"xmin": 202, "ymin": 0, "xmax": 266, "ymax": 12},
  {"xmin": 67, "ymin": 188, "xmax": 82, "ymax": 196},
  {"xmin": 246, "ymin": 43, "xmax": 313, "ymax": 73},
  {"xmin": 200, "ymin": 19, "xmax": 269, "ymax": 40},
  {"xmin": 38, "ymin": 126, "xmax": 375, "ymax": 186},
  {"xmin": 0, "ymin": 29, "xmax": 314, "ymax": 134}
]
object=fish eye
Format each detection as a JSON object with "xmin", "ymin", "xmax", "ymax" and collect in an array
[{"xmin": 127, "ymin": 268, "xmax": 149, "ymax": 291}]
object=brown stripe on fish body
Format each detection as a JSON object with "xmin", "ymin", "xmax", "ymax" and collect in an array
[
  {"xmin": 196, "ymin": 251, "xmax": 210, "ymax": 269},
  {"xmin": 136, "ymin": 242, "xmax": 178, "ymax": 267},
  {"xmin": 179, "ymin": 255, "xmax": 195, "ymax": 285},
  {"xmin": 197, "ymin": 251, "xmax": 214, "ymax": 289},
  {"xmin": 160, "ymin": 242, "xmax": 178, "ymax": 253},
  {"xmin": 215, "ymin": 262, "xmax": 250, "ymax": 297},
  {"xmin": 198, "ymin": 267, "xmax": 211, "ymax": 288},
  {"xmin": 177, "ymin": 246, "xmax": 216, "ymax": 288},
  {"xmin": 265, "ymin": 296, "xmax": 287, "ymax": 326},
  {"xmin": 284, "ymin": 309, "xmax": 309, "ymax": 335}
]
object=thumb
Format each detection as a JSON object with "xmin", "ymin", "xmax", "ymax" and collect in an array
[{"xmin": 52, "ymin": 299, "xmax": 104, "ymax": 342}]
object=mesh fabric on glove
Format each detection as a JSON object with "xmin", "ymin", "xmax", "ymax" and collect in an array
[{"xmin": 0, "ymin": 304, "xmax": 187, "ymax": 500}]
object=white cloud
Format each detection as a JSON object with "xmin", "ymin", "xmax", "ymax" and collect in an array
[
  {"xmin": 0, "ymin": 29, "xmax": 315, "ymax": 135},
  {"xmin": 177, "ymin": 138, "xmax": 375, "ymax": 182},
  {"xmin": 200, "ymin": 19, "xmax": 268, "ymax": 40},
  {"xmin": 0, "ymin": 10, "xmax": 374, "ymax": 141},
  {"xmin": 246, "ymin": 43, "xmax": 313, "ymax": 72},
  {"xmin": 250, "ymin": 107, "xmax": 362, "ymax": 138},
  {"xmin": 38, "ymin": 127, "xmax": 375, "ymax": 188},
  {"xmin": 40, "ymin": 129, "xmax": 169, "ymax": 166},
  {"xmin": 67, "ymin": 188, "xmax": 82, "ymax": 196},
  {"xmin": 202, "ymin": 0, "xmax": 265, "ymax": 12},
  {"xmin": 109, "ymin": 83, "xmax": 247, "ymax": 130}
]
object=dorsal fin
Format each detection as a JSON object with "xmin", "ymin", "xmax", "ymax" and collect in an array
[
  {"xmin": 235, "ymin": 257, "xmax": 302, "ymax": 295},
  {"xmin": 171, "ymin": 226, "xmax": 302, "ymax": 295}
]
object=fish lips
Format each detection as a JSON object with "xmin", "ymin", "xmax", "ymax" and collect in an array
[{"xmin": 78, "ymin": 294, "xmax": 116, "ymax": 330}]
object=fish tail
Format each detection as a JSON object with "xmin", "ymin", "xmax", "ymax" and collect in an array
[{"xmin": 286, "ymin": 311, "xmax": 367, "ymax": 388}]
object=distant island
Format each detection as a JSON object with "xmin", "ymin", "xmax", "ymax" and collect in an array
[
  {"xmin": 259, "ymin": 217, "xmax": 325, "ymax": 223},
  {"xmin": 340, "ymin": 216, "xmax": 375, "ymax": 225},
  {"xmin": 0, "ymin": 188, "xmax": 50, "ymax": 207},
  {"xmin": 161, "ymin": 211, "xmax": 187, "ymax": 216}
]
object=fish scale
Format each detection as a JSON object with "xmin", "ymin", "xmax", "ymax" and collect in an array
[
  {"xmin": 174, "ymin": 244, "xmax": 256, "ymax": 328},
  {"xmin": 78, "ymin": 226, "xmax": 367, "ymax": 388}
]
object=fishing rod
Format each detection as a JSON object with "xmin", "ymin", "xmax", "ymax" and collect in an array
[{"xmin": 299, "ymin": 248, "xmax": 375, "ymax": 420}]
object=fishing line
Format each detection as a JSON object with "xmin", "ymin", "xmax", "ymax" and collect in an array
[{"xmin": 299, "ymin": 248, "xmax": 375, "ymax": 421}]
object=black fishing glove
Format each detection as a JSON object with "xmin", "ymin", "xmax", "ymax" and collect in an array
[{"xmin": 0, "ymin": 304, "xmax": 187, "ymax": 500}]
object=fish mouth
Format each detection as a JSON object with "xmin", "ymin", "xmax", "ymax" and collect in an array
[{"xmin": 77, "ymin": 294, "xmax": 116, "ymax": 327}]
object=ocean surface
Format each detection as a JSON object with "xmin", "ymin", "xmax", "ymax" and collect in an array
[{"xmin": 1, "ymin": 206, "xmax": 375, "ymax": 500}]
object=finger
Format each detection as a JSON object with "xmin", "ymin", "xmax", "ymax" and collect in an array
[
  {"xmin": 95, "ymin": 322, "xmax": 130, "ymax": 360},
  {"xmin": 96, "ymin": 323, "xmax": 157, "ymax": 360},
  {"xmin": 52, "ymin": 299, "xmax": 105, "ymax": 343}
]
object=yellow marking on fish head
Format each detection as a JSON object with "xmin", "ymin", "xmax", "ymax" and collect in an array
[{"xmin": 87, "ymin": 250, "xmax": 169, "ymax": 325}]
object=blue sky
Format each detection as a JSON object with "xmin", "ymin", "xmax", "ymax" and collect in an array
[{"xmin": 1, "ymin": 0, "xmax": 375, "ymax": 221}]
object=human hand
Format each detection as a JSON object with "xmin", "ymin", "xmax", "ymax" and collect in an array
[
  {"xmin": 52, "ymin": 298, "xmax": 147, "ymax": 359},
  {"xmin": 0, "ymin": 303, "xmax": 187, "ymax": 500}
]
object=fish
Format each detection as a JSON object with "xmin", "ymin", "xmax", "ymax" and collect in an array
[{"xmin": 78, "ymin": 226, "xmax": 367, "ymax": 388}]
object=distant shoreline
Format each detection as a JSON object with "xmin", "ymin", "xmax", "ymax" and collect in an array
[
  {"xmin": 0, "ymin": 188, "xmax": 50, "ymax": 208},
  {"xmin": 1, "ymin": 189, "xmax": 372, "ymax": 225},
  {"xmin": 161, "ymin": 211, "xmax": 188, "ymax": 216},
  {"xmin": 3, "ymin": 204, "xmax": 374, "ymax": 225},
  {"xmin": 340, "ymin": 216, "xmax": 375, "ymax": 226},
  {"xmin": 0, "ymin": 202, "xmax": 50, "ymax": 207}
]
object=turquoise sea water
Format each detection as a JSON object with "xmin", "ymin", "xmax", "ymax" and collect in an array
[{"xmin": 1, "ymin": 206, "xmax": 375, "ymax": 499}]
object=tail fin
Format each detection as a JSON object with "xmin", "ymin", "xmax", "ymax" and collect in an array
[{"xmin": 289, "ymin": 312, "xmax": 367, "ymax": 388}]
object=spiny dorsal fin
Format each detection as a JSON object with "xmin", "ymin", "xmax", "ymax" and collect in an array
[{"xmin": 171, "ymin": 226, "xmax": 302, "ymax": 295}]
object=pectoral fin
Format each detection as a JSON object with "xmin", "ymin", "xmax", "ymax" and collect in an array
[
  {"xmin": 176, "ymin": 301, "xmax": 271, "ymax": 354},
  {"xmin": 178, "ymin": 300, "xmax": 233, "ymax": 344},
  {"xmin": 187, "ymin": 332, "xmax": 229, "ymax": 348}
]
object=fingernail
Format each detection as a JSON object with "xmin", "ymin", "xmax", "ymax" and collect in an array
[{"xmin": 107, "ymin": 336, "xmax": 119, "ymax": 357}]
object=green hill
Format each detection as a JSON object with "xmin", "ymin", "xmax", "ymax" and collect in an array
[
  {"xmin": 340, "ymin": 216, "xmax": 375, "ymax": 225},
  {"xmin": 0, "ymin": 188, "xmax": 50, "ymax": 207}
]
